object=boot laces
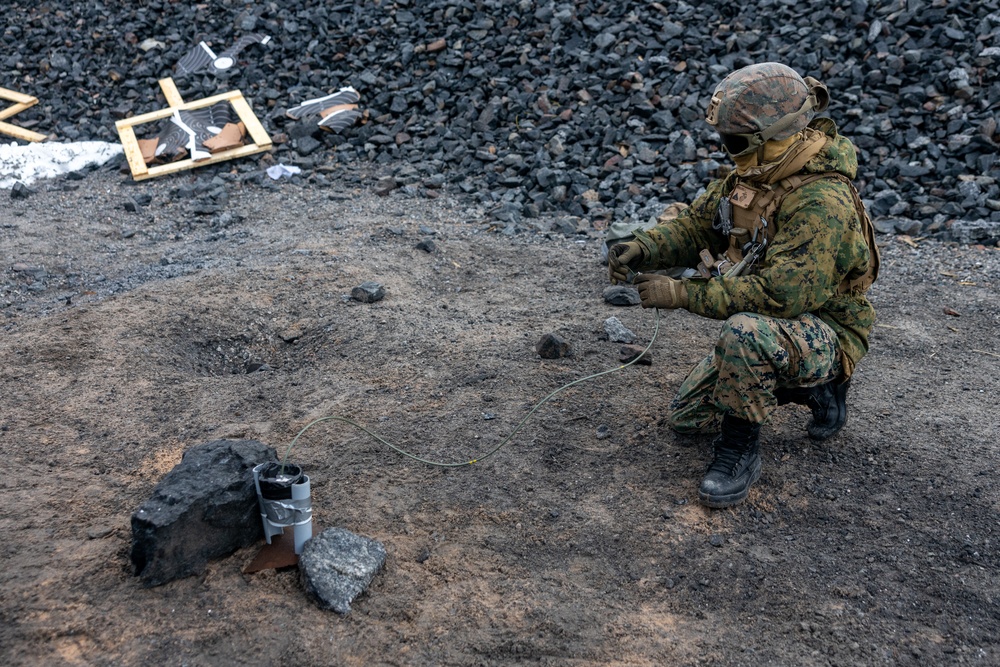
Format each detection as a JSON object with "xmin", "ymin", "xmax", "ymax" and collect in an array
[
  {"xmin": 709, "ymin": 441, "xmax": 748, "ymax": 475},
  {"xmin": 806, "ymin": 387, "xmax": 829, "ymax": 419}
]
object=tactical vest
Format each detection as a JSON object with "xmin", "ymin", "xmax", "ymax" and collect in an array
[{"xmin": 702, "ymin": 172, "xmax": 880, "ymax": 295}]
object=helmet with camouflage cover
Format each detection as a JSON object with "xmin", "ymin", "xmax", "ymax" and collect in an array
[{"xmin": 705, "ymin": 62, "xmax": 830, "ymax": 157}]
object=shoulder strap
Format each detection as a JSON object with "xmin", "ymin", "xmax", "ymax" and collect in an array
[{"xmin": 760, "ymin": 172, "xmax": 880, "ymax": 294}]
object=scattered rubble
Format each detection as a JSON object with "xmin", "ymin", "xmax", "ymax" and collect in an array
[{"xmin": 2, "ymin": 0, "xmax": 998, "ymax": 242}]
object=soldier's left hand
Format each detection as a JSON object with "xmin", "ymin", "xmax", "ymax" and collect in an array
[{"xmin": 633, "ymin": 273, "xmax": 689, "ymax": 310}]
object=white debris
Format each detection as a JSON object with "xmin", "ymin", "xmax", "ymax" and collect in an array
[
  {"xmin": 0, "ymin": 141, "xmax": 123, "ymax": 189},
  {"xmin": 266, "ymin": 163, "xmax": 302, "ymax": 180}
]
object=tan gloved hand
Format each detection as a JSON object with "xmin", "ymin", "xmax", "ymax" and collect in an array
[
  {"xmin": 633, "ymin": 273, "xmax": 689, "ymax": 310},
  {"xmin": 608, "ymin": 242, "xmax": 647, "ymax": 284}
]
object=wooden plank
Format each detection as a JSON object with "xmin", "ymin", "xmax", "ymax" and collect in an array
[
  {"xmin": 157, "ymin": 78, "xmax": 185, "ymax": 108},
  {"xmin": 0, "ymin": 119, "xmax": 47, "ymax": 143},
  {"xmin": 114, "ymin": 89, "xmax": 248, "ymax": 129},
  {"xmin": 0, "ymin": 89, "xmax": 42, "ymax": 139},
  {"xmin": 0, "ymin": 87, "xmax": 38, "ymax": 106},
  {"xmin": 229, "ymin": 95, "xmax": 271, "ymax": 148},
  {"xmin": 134, "ymin": 143, "xmax": 270, "ymax": 181},
  {"xmin": 0, "ymin": 101, "xmax": 33, "ymax": 122},
  {"xmin": 116, "ymin": 123, "xmax": 150, "ymax": 178}
]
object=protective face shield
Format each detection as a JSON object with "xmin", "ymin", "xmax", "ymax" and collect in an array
[{"xmin": 705, "ymin": 62, "xmax": 830, "ymax": 158}]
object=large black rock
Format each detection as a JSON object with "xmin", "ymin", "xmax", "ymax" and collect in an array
[{"xmin": 130, "ymin": 439, "xmax": 277, "ymax": 586}]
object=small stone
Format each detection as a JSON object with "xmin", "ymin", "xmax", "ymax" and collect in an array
[
  {"xmin": 10, "ymin": 182, "xmax": 33, "ymax": 199},
  {"xmin": 295, "ymin": 135, "xmax": 322, "ymax": 156},
  {"xmin": 351, "ymin": 281, "xmax": 386, "ymax": 303},
  {"xmin": 603, "ymin": 285, "xmax": 640, "ymax": 306},
  {"xmin": 87, "ymin": 525, "xmax": 115, "ymax": 540},
  {"xmin": 949, "ymin": 219, "xmax": 1000, "ymax": 244},
  {"xmin": 374, "ymin": 176, "xmax": 397, "ymax": 196},
  {"xmin": 595, "ymin": 424, "xmax": 611, "ymax": 440},
  {"xmin": 709, "ymin": 534, "xmax": 725, "ymax": 547},
  {"xmin": 415, "ymin": 239, "xmax": 436, "ymax": 253},
  {"xmin": 603, "ymin": 316, "xmax": 636, "ymax": 344},
  {"xmin": 892, "ymin": 218, "xmax": 923, "ymax": 235},
  {"xmin": 871, "ymin": 217, "xmax": 898, "ymax": 235},
  {"xmin": 536, "ymin": 332, "xmax": 572, "ymax": 359},
  {"xmin": 619, "ymin": 344, "xmax": 652, "ymax": 365}
]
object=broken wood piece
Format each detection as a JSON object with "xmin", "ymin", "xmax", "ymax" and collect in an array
[
  {"xmin": 202, "ymin": 122, "xmax": 246, "ymax": 153},
  {"xmin": 0, "ymin": 87, "xmax": 47, "ymax": 142},
  {"xmin": 138, "ymin": 138, "xmax": 160, "ymax": 164}
]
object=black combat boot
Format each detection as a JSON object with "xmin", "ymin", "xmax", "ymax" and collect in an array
[
  {"xmin": 698, "ymin": 414, "xmax": 762, "ymax": 509},
  {"xmin": 804, "ymin": 379, "xmax": 850, "ymax": 441},
  {"xmin": 773, "ymin": 379, "xmax": 850, "ymax": 442}
]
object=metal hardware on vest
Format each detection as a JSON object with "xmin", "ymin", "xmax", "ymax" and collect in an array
[
  {"xmin": 713, "ymin": 196, "xmax": 733, "ymax": 236},
  {"xmin": 716, "ymin": 171, "xmax": 879, "ymax": 292},
  {"xmin": 725, "ymin": 234, "xmax": 768, "ymax": 278}
]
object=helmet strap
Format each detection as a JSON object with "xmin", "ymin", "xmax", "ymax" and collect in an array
[{"xmin": 722, "ymin": 78, "xmax": 829, "ymax": 158}]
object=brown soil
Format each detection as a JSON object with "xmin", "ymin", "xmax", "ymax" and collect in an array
[{"xmin": 2, "ymin": 170, "xmax": 998, "ymax": 666}]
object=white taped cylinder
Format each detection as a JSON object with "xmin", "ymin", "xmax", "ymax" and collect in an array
[{"xmin": 292, "ymin": 475, "xmax": 313, "ymax": 555}]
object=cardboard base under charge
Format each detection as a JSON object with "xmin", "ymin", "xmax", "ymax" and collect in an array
[{"xmin": 243, "ymin": 521, "xmax": 317, "ymax": 574}]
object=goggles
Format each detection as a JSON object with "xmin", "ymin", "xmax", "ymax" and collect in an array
[{"xmin": 709, "ymin": 76, "xmax": 829, "ymax": 158}]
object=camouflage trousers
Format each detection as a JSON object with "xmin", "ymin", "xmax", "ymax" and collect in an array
[{"xmin": 668, "ymin": 312, "xmax": 841, "ymax": 432}]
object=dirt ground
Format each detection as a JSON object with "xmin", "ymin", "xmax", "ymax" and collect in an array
[{"xmin": 1, "ymin": 167, "xmax": 998, "ymax": 667}]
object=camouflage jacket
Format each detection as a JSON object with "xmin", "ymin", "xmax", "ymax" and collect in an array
[{"xmin": 634, "ymin": 118, "xmax": 875, "ymax": 379}]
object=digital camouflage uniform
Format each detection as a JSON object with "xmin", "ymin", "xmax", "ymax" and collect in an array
[{"xmin": 631, "ymin": 117, "xmax": 874, "ymax": 431}]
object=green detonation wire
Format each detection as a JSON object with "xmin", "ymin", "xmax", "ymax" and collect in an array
[{"xmin": 280, "ymin": 307, "xmax": 660, "ymax": 470}]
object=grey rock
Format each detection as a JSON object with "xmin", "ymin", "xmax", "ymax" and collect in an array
[
  {"xmin": 11, "ymin": 182, "xmax": 33, "ymax": 199},
  {"xmin": 603, "ymin": 285, "xmax": 641, "ymax": 306},
  {"xmin": 536, "ymin": 332, "xmax": 572, "ymax": 359},
  {"xmin": 130, "ymin": 440, "xmax": 277, "ymax": 586},
  {"xmin": 374, "ymin": 176, "xmax": 397, "ymax": 196},
  {"xmin": 892, "ymin": 218, "xmax": 924, "ymax": 235},
  {"xmin": 296, "ymin": 136, "xmax": 322, "ymax": 156},
  {"xmin": 871, "ymin": 217, "xmax": 899, "ymax": 234},
  {"xmin": 351, "ymin": 281, "xmax": 386, "ymax": 303},
  {"xmin": 299, "ymin": 527, "xmax": 387, "ymax": 614},
  {"xmin": 870, "ymin": 190, "xmax": 902, "ymax": 217},
  {"xmin": 619, "ymin": 344, "xmax": 652, "ymax": 366},
  {"xmin": 949, "ymin": 219, "xmax": 1000, "ymax": 244},
  {"xmin": 548, "ymin": 217, "xmax": 578, "ymax": 235},
  {"xmin": 604, "ymin": 316, "xmax": 636, "ymax": 344}
]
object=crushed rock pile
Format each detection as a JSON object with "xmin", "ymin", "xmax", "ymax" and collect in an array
[{"xmin": 3, "ymin": 0, "xmax": 1000, "ymax": 244}]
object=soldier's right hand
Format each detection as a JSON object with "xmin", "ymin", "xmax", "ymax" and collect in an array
[{"xmin": 608, "ymin": 242, "xmax": 646, "ymax": 284}]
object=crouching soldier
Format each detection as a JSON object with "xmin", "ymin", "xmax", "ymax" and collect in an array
[{"xmin": 608, "ymin": 62, "xmax": 879, "ymax": 508}]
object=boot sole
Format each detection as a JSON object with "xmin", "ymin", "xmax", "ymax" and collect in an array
[
  {"xmin": 698, "ymin": 457, "xmax": 762, "ymax": 509},
  {"xmin": 807, "ymin": 413, "xmax": 847, "ymax": 441}
]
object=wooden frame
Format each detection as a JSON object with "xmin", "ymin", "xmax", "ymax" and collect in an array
[
  {"xmin": 115, "ymin": 77, "xmax": 272, "ymax": 180},
  {"xmin": 0, "ymin": 87, "xmax": 47, "ymax": 142}
]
